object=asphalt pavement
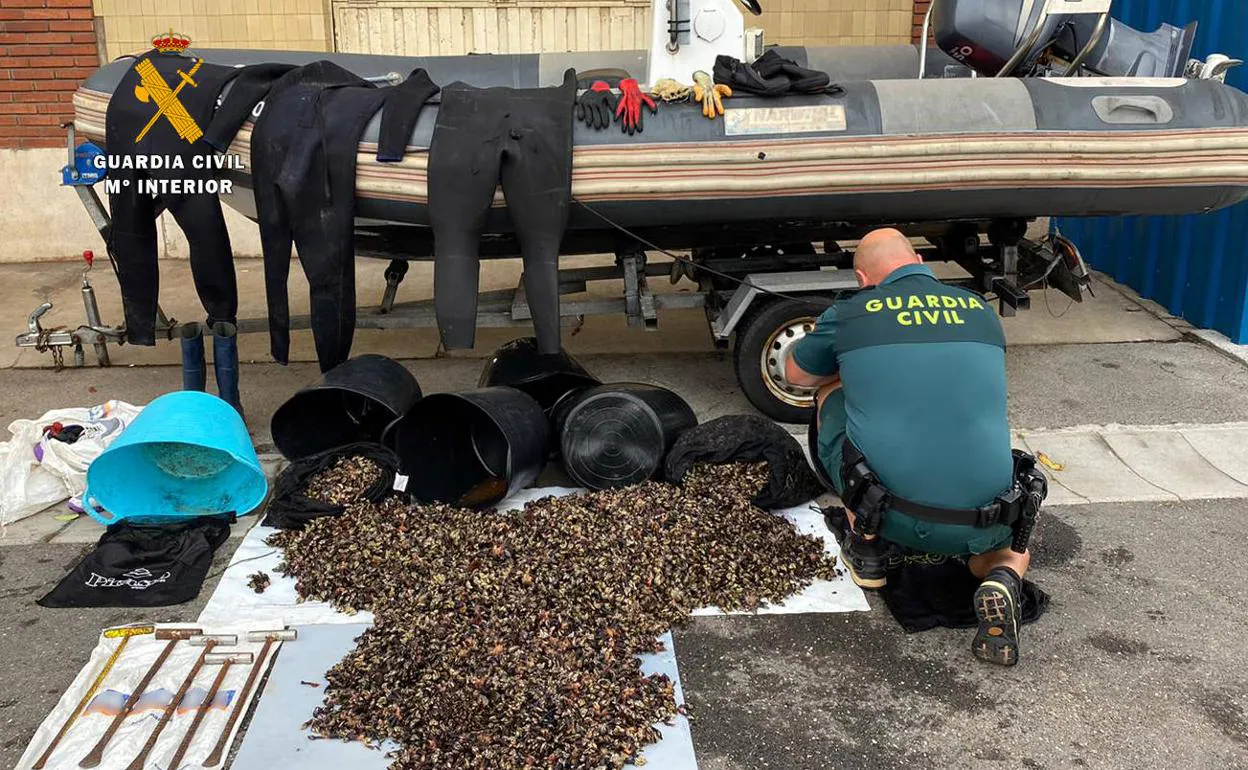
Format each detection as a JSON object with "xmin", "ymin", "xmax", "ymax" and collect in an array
[{"xmin": 3, "ymin": 322, "xmax": 1248, "ymax": 768}]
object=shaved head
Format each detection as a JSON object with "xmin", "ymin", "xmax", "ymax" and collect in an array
[{"xmin": 853, "ymin": 228, "xmax": 921, "ymax": 287}]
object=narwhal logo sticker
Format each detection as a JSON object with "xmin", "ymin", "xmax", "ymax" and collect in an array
[{"xmin": 132, "ymin": 29, "xmax": 202, "ymax": 144}]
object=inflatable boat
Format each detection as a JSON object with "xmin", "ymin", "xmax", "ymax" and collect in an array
[{"xmin": 68, "ymin": 0, "xmax": 1248, "ymax": 260}]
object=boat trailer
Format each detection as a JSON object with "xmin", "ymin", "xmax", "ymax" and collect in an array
[{"xmin": 17, "ymin": 123, "xmax": 1091, "ymax": 421}]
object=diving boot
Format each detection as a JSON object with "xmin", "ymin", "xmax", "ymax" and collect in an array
[
  {"xmin": 972, "ymin": 567, "xmax": 1022, "ymax": 667},
  {"xmin": 179, "ymin": 322, "xmax": 206, "ymax": 391},
  {"xmin": 211, "ymin": 321, "xmax": 244, "ymax": 417},
  {"xmin": 841, "ymin": 531, "xmax": 888, "ymax": 590}
]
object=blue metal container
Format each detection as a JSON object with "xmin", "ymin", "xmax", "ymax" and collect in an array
[
  {"xmin": 84, "ymin": 391, "xmax": 267, "ymax": 525},
  {"xmin": 1055, "ymin": 0, "xmax": 1248, "ymax": 342}
]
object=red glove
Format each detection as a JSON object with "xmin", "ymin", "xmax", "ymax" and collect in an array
[{"xmin": 615, "ymin": 78, "xmax": 657, "ymax": 136}]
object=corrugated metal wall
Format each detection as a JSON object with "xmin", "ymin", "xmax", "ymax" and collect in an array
[
  {"xmin": 1056, "ymin": 0, "xmax": 1248, "ymax": 342},
  {"xmin": 332, "ymin": 0, "xmax": 652, "ymax": 55}
]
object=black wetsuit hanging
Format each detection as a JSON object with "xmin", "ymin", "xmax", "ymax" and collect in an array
[
  {"xmin": 104, "ymin": 51, "xmax": 240, "ymax": 345},
  {"xmin": 250, "ymin": 62, "xmax": 440, "ymax": 371},
  {"xmin": 428, "ymin": 69, "xmax": 577, "ymax": 354},
  {"xmin": 201, "ymin": 62, "xmax": 298, "ymax": 152}
]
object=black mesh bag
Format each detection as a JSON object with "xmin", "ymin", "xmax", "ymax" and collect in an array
[
  {"xmin": 664, "ymin": 415, "xmax": 823, "ymax": 509},
  {"xmin": 263, "ymin": 442, "xmax": 399, "ymax": 530}
]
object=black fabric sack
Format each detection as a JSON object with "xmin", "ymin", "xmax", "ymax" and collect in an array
[
  {"xmin": 263, "ymin": 442, "xmax": 398, "ymax": 530},
  {"xmin": 665, "ymin": 415, "xmax": 824, "ymax": 509},
  {"xmin": 37, "ymin": 516, "xmax": 232, "ymax": 608},
  {"xmin": 822, "ymin": 506, "xmax": 1050, "ymax": 633},
  {"xmin": 880, "ymin": 557, "xmax": 1050, "ymax": 633}
]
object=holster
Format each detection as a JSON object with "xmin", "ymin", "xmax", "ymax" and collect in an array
[{"xmin": 839, "ymin": 440, "xmax": 1048, "ymax": 553}]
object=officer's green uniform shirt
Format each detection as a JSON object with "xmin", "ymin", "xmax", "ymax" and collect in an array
[{"xmin": 793, "ymin": 263, "xmax": 1014, "ymax": 555}]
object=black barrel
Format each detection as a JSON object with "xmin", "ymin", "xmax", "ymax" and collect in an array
[
  {"xmin": 387, "ymin": 387, "xmax": 549, "ymax": 508},
  {"xmin": 271, "ymin": 355, "xmax": 421, "ymax": 460},
  {"xmin": 477, "ymin": 337, "xmax": 600, "ymax": 413},
  {"xmin": 558, "ymin": 383, "xmax": 698, "ymax": 490}
]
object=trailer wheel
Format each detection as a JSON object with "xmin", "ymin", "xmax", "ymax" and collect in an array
[{"xmin": 733, "ymin": 297, "xmax": 834, "ymax": 424}]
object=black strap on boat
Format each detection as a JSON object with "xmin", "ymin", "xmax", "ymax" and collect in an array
[{"xmin": 839, "ymin": 439, "xmax": 1046, "ymax": 554}]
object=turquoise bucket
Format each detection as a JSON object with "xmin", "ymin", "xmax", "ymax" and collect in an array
[{"xmin": 84, "ymin": 391, "xmax": 267, "ymax": 525}]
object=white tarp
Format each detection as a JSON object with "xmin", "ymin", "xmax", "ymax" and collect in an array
[
  {"xmin": 0, "ymin": 401, "xmax": 141, "ymax": 527},
  {"xmin": 193, "ymin": 485, "xmax": 867, "ymax": 770},
  {"xmin": 228, "ymin": 623, "xmax": 697, "ymax": 770},
  {"xmin": 15, "ymin": 623, "xmax": 284, "ymax": 770},
  {"xmin": 199, "ymin": 488, "xmax": 867, "ymax": 628}
]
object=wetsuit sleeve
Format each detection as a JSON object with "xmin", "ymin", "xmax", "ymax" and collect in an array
[
  {"xmin": 202, "ymin": 63, "xmax": 298, "ymax": 152},
  {"xmin": 792, "ymin": 304, "xmax": 840, "ymax": 376},
  {"xmin": 376, "ymin": 69, "xmax": 440, "ymax": 162}
]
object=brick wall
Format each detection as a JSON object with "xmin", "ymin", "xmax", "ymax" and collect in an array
[
  {"xmin": 0, "ymin": 0, "xmax": 99, "ymax": 149},
  {"xmin": 912, "ymin": 0, "xmax": 931, "ymax": 42}
]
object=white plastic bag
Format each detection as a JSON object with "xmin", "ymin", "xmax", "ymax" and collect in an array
[{"xmin": 0, "ymin": 400, "xmax": 142, "ymax": 526}]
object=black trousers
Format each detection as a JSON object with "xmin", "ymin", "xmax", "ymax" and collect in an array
[
  {"xmin": 428, "ymin": 69, "xmax": 576, "ymax": 354},
  {"xmin": 104, "ymin": 52, "xmax": 239, "ymax": 345}
]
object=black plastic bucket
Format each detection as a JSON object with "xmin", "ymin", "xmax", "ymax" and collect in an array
[
  {"xmin": 271, "ymin": 355, "xmax": 422, "ymax": 460},
  {"xmin": 388, "ymin": 387, "xmax": 549, "ymax": 508},
  {"xmin": 477, "ymin": 337, "xmax": 600, "ymax": 413},
  {"xmin": 557, "ymin": 383, "xmax": 698, "ymax": 490}
]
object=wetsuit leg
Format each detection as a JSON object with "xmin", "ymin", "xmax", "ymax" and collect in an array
[
  {"xmin": 376, "ymin": 69, "xmax": 440, "ymax": 162},
  {"xmin": 429, "ymin": 85, "xmax": 506, "ymax": 351},
  {"xmin": 255, "ymin": 174, "xmax": 295, "ymax": 364},
  {"xmin": 498, "ymin": 69, "xmax": 577, "ymax": 354},
  {"xmin": 108, "ymin": 171, "xmax": 161, "ymax": 345},
  {"xmin": 279, "ymin": 85, "xmax": 387, "ymax": 371},
  {"xmin": 166, "ymin": 195, "xmax": 238, "ymax": 327}
]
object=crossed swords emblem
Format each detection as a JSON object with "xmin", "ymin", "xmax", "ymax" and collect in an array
[{"xmin": 132, "ymin": 57, "xmax": 204, "ymax": 143}]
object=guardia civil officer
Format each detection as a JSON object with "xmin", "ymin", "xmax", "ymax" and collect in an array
[{"xmin": 786, "ymin": 228, "xmax": 1045, "ymax": 667}]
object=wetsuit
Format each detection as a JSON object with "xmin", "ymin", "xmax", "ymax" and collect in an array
[
  {"xmin": 201, "ymin": 62, "xmax": 298, "ymax": 152},
  {"xmin": 250, "ymin": 62, "xmax": 440, "ymax": 371},
  {"xmin": 104, "ymin": 51, "xmax": 240, "ymax": 345},
  {"xmin": 427, "ymin": 69, "xmax": 577, "ymax": 354}
]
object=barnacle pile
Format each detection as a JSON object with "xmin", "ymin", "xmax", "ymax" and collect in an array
[
  {"xmin": 303, "ymin": 455, "xmax": 385, "ymax": 506},
  {"xmin": 269, "ymin": 462, "xmax": 837, "ymax": 769}
]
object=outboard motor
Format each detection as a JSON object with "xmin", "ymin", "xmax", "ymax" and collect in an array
[{"xmin": 932, "ymin": 0, "xmax": 1201, "ymax": 79}]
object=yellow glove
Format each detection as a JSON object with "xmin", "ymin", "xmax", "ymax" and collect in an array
[
  {"xmin": 650, "ymin": 77, "xmax": 691, "ymax": 102},
  {"xmin": 692, "ymin": 70, "xmax": 731, "ymax": 120}
]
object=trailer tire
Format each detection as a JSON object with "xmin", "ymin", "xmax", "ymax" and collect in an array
[{"xmin": 733, "ymin": 296, "xmax": 835, "ymax": 424}]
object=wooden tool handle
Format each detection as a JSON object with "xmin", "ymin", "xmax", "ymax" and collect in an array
[
  {"xmin": 202, "ymin": 639, "xmax": 273, "ymax": 767},
  {"xmin": 34, "ymin": 636, "xmax": 132, "ymax": 769},
  {"xmin": 122, "ymin": 641, "xmax": 215, "ymax": 770},
  {"xmin": 79, "ymin": 639, "xmax": 179, "ymax": 768},
  {"xmin": 166, "ymin": 660, "xmax": 232, "ymax": 770}
]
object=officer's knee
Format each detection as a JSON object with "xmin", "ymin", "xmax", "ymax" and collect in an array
[{"xmin": 814, "ymin": 379, "xmax": 842, "ymax": 417}]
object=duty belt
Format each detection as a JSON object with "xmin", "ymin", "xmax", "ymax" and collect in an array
[{"xmin": 839, "ymin": 439, "xmax": 1047, "ymax": 554}]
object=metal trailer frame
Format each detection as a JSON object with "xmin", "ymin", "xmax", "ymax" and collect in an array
[{"xmin": 17, "ymin": 125, "xmax": 1091, "ymax": 419}]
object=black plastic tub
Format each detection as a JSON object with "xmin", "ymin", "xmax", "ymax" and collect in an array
[
  {"xmin": 387, "ymin": 387, "xmax": 549, "ymax": 508},
  {"xmin": 271, "ymin": 355, "xmax": 421, "ymax": 460},
  {"xmin": 557, "ymin": 383, "xmax": 698, "ymax": 490}
]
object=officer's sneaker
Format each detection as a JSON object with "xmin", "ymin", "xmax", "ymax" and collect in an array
[
  {"xmin": 972, "ymin": 567, "xmax": 1022, "ymax": 667},
  {"xmin": 841, "ymin": 531, "xmax": 888, "ymax": 590}
]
